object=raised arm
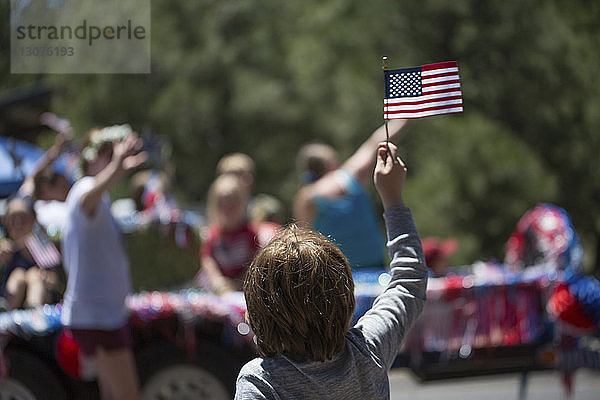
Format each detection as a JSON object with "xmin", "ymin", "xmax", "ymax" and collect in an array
[
  {"xmin": 80, "ymin": 134, "xmax": 146, "ymax": 216},
  {"xmin": 293, "ymin": 120, "xmax": 410, "ymax": 227},
  {"xmin": 342, "ymin": 119, "xmax": 409, "ymax": 186},
  {"xmin": 353, "ymin": 142, "xmax": 428, "ymax": 369},
  {"xmin": 18, "ymin": 131, "xmax": 69, "ymax": 198}
]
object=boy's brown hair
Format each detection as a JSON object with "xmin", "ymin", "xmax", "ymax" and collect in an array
[{"xmin": 243, "ymin": 224, "xmax": 355, "ymax": 361}]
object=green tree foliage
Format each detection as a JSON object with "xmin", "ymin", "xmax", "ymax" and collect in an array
[
  {"xmin": 404, "ymin": 114, "xmax": 557, "ymax": 263},
  {"xmin": 1, "ymin": 0, "xmax": 598, "ymax": 269}
]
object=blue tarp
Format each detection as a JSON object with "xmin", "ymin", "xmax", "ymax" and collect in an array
[
  {"xmin": 0, "ymin": 136, "xmax": 44, "ymax": 197},
  {"xmin": 0, "ymin": 136, "xmax": 70, "ymax": 198}
]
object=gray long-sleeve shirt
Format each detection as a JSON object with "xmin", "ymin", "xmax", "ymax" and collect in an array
[{"xmin": 235, "ymin": 206, "xmax": 428, "ymax": 400}]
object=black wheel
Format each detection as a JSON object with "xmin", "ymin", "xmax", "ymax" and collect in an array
[
  {"xmin": 138, "ymin": 343, "xmax": 241, "ymax": 400},
  {"xmin": 0, "ymin": 350, "xmax": 67, "ymax": 400}
]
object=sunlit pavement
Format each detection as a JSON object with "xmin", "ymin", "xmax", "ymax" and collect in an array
[{"xmin": 389, "ymin": 369, "xmax": 600, "ymax": 400}]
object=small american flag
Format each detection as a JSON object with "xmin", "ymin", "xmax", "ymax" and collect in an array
[
  {"xmin": 25, "ymin": 224, "xmax": 60, "ymax": 270},
  {"xmin": 384, "ymin": 61, "xmax": 463, "ymax": 119}
]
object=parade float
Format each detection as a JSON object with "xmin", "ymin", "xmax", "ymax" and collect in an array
[{"xmin": 0, "ymin": 203, "xmax": 598, "ymax": 400}]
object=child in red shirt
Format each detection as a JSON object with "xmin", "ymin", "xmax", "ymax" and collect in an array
[{"xmin": 198, "ymin": 174, "xmax": 260, "ymax": 293}]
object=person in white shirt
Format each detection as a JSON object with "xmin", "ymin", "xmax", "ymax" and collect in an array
[{"xmin": 61, "ymin": 127, "xmax": 146, "ymax": 400}]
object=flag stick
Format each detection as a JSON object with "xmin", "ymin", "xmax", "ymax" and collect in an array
[{"xmin": 382, "ymin": 56, "xmax": 393, "ymax": 163}]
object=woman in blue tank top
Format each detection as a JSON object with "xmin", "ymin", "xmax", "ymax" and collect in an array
[{"xmin": 293, "ymin": 120, "xmax": 410, "ymax": 270}]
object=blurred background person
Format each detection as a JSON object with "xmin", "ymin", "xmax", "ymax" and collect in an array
[
  {"xmin": 0, "ymin": 196, "xmax": 59, "ymax": 310},
  {"xmin": 17, "ymin": 115, "xmax": 72, "ymax": 202},
  {"xmin": 216, "ymin": 152, "xmax": 282, "ymax": 225},
  {"xmin": 249, "ymin": 193, "xmax": 283, "ymax": 246},
  {"xmin": 61, "ymin": 126, "xmax": 145, "ymax": 400},
  {"xmin": 216, "ymin": 152, "xmax": 281, "ymax": 245},
  {"xmin": 196, "ymin": 174, "xmax": 260, "ymax": 294},
  {"xmin": 293, "ymin": 119, "xmax": 409, "ymax": 270},
  {"xmin": 16, "ymin": 113, "xmax": 75, "ymax": 238},
  {"xmin": 129, "ymin": 169, "xmax": 180, "ymax": 225},
  {"xmin": 216, "ymin": 152, "xmax": 255, "ymax": 197}
]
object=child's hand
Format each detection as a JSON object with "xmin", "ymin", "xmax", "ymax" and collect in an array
[
  {"xmin": 374, "ymin": 142, "xmax": 407, "ymax": 210},
  {"xmin": 0, "ymin": 239, "xmax": 15, "ymax": 267}
]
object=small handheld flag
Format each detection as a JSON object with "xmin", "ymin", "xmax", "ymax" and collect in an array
[
  {"xmin": 25, "ymin": 224, "xmax": 60, "ymax": 270},
  {"xmin": 383, "ymin": 61, "xmax": 463, "ymax": 119}
]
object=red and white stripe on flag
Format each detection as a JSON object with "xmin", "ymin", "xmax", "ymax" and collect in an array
[
  {"xmin": 25, "ymin": 225, "xmax": 60, "ymax": 269},
  {"xmin": 384, "ymin": 61, "xmax": 463, "ymax": 119}
]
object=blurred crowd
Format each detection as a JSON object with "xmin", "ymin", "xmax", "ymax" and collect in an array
[
  {"xmin": 1, "ymin": 116, "xmax": 415, "ymax": 311},
  {"xmin": 2, "ymin": 114, "xmax": 592, "ymax": 311},
  {"xmin": 2, "ymin": 114, "xmax": 599, "ymax": 400}
]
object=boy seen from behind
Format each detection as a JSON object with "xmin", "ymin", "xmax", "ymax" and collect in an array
[{"xmin": 236, "ymin": 141, "xmax": 428, "ymax": 399}]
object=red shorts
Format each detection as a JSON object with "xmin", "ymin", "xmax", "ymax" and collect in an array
[{"xmin": 69, "ymin": 325, "xmax": 132, "ymax": 356}]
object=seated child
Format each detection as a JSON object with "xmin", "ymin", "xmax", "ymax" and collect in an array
[
  {"xmin": 0, "ymin": 196, "xmax": 59, "ymax": 310},
  {"xmin": 216, "ymin": 152, "xmax": 283, "ymax": 232},
  {"xmin": 235, "ymin": 142, "xmax": 428, "ymax": 399},
  {"xmin": 198, "ymin": 174, "xmax": 261, "ymax": 294}
]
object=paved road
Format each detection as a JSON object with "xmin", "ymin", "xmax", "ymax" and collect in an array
[{"xmin": 389, "ymin": 369, "xmax": 600, "ymax": 400}]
